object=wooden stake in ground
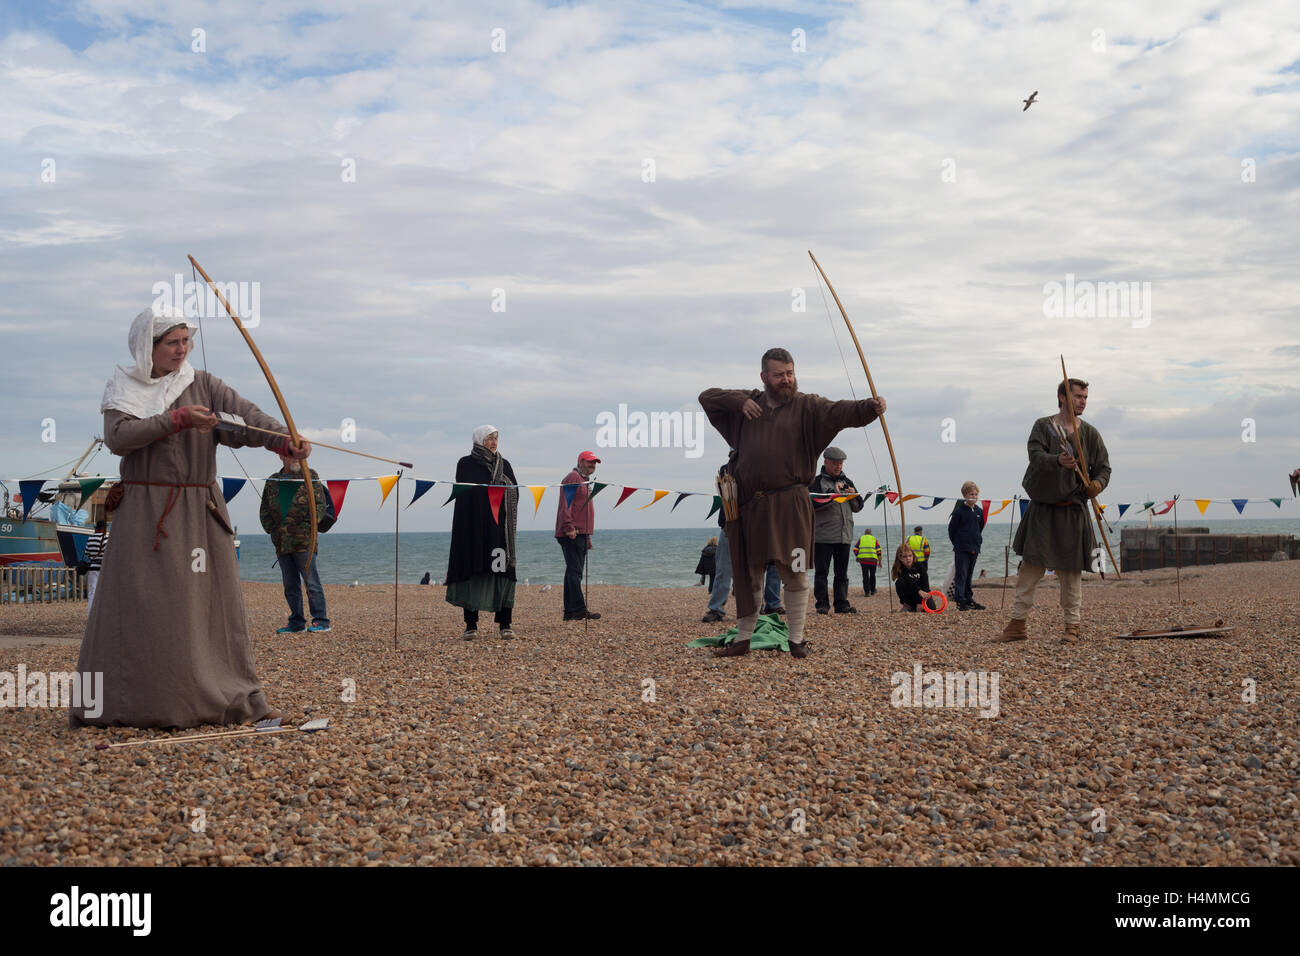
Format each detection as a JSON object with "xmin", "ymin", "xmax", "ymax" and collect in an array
[
  {"xmin": 95, "ymin": 717, "xmax": 330, "ymax": 750},
  {"xmin": 394, "ymin": 470, "xmax": 402, "ymax": 650},
  {"xmin": 1001, "ymin": 494, "xmax": 1018, "ymax": 610}
]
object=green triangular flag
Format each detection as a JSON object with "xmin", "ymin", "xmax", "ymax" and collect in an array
[
  {"xmin": 76, "ymin": 478, "xmax": 106, "ymax": 508},
  {"xmin": 1270, "ymin": 497, "xmax": 1282, "ymax": 508},
  {"xmin": 706, "ymin": 495, "xmax": 722, "ymax": 520},
  {"xmin": 442, "ymin": 483, "xmax": 471, "ymax": 505},
  {"xmin": 277, "ymin": 479, "xmax": 298, "ymax": 518},
  {"xmin": 1142, "ymin": 500, "xmax": 1154, "ymax": 511},
  {"xmin": 874, "ymin": 492, "xmax": 884, "ymax": 510},
  {"xmin": 589, "ymin": 481, "xmax": 608, "ymax": 499}
]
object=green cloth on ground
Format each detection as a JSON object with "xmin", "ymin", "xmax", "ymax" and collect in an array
[
  {"xmin": 446, "ymin": 573, "xmax": 516, "ymax": 612},
  {"xmin": 687, "ymin": 613, "xmax": 789, "ymax": 651}
]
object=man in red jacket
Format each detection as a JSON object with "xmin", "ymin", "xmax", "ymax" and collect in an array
[{"xmin": 555, "ymin": 451, "xmax": 602, "ymax": 621}]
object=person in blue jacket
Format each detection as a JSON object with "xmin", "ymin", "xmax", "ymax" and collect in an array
[{"xmin": 948, "ymin": 480, "xmax": 986, "ymax": 610}]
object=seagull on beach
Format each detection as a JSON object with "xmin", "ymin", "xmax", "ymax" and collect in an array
[{"xmin": 1022, "ymin": 90, "xmax": 1038, "ymax": 111}]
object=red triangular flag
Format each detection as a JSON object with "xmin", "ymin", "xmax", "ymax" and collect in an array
[
  {"xmin": 326, "ymin": 480, "xmax": 349, "ymax": 519},
  {"xmin": 981, "ymin": 499, "xmax": 991, "ymax": 523},
  {"xmin": 487, "ymin": 486, "xmax": 505, "ymax": 524},
  {"xmin": 614, "ymin": 487, "xmax": 639, "ymax": 508}
]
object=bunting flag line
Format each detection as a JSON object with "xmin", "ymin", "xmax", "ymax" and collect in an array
[
  {"xmin": 221, "ymin": 477, "xmax": 247, "ymax": 504},
  {"xmin": 407, "ymin": 479, "xmax": 436, "ymax": 509},
  {"xmin": 376, "ymin": 475, "xmax": 400, "ymax": 507},
  {"xmin": 529, "ymin": 485, "xmax": 546, "ymax": 516},
  {"xmin": 327, "ymin": 479, "xmax": 349, "ymax": 519}
]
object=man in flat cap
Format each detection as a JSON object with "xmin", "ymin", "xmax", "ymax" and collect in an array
[{"xmin": 810, "ymin": 446, "xmax": 865, "ymax": 614}]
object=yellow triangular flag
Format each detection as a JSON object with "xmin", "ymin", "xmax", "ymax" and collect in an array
[
  {"xmin": 529, "ymin": 485, "xmax": 546, "ymax": 515},
  {"xmin": 987, "ymin": 499, "xmax": 1012, "ymax": 517},
  {"xmin": 899, "ymin": 494, "xmax": 921, "ymax": 503},
  {"xmin": 376, "ymin": 475, "xmax": 400, "ymax": 506},
  {"xmin": 637, "ymin": 489, "xmax": 671, "ymax": 510},
  {"xmin": 1195, "ymin": 499, "xmax": 1211, "ymax": 515}
]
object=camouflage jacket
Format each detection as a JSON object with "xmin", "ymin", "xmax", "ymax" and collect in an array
[{"xmin": 259, "ymin": 467, "xmax": 328, "ymax": 556}]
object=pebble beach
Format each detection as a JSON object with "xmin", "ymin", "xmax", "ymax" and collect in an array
[{"xmin": 1, "ymin": 561, "xmax": 1296, "ymax": 867}]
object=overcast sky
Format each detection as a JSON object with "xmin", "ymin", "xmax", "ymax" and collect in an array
[{"xmin": 2, "ymin": 0, "xmax": 1298, "ymax": 533}]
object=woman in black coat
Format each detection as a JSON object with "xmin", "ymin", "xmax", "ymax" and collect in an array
[{"xmin": 445, "ymin": 426, "xmax": 520, "ymax": 640}]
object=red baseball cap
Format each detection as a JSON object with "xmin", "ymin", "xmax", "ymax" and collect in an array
[{"xmin": 578, "ymin": 450, "xmax": 602, "ymax": 463}]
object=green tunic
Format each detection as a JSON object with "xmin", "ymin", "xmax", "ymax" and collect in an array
[{"xmin": 1012, "ymin": 416, "xmax": 1111, "ymax": 572}]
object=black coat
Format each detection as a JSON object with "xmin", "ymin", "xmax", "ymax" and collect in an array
[
  {"xmin": 948, "ymin": 500, "xmax": 986, "ymax": 553},
  {"xmin": 695, "ymin": 544, "xmax": 717, "ymax": 575},
  {"xmin": 445, "ymin": 454, "xmax": 518, "ymax": 585}
]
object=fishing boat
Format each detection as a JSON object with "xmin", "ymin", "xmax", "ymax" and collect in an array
[{"xmin": 1, "ymin": 438, "xmax": 114, "ymax": 567}]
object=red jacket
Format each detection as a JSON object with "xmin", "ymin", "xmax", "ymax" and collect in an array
[{"xmin": 555, "ymin": 468, "xmax": 594, "ymax": 537}]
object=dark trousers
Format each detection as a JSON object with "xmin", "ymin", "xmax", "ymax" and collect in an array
[
  {"xmin": 465, "ymin": 606, "xmax": 512, "ymax": 629},
  {"xmin": 859, "ymin": 563, "xmax": 877, "ymax": 595},
  {"xmin": 953, "ymin": 550, "xmax": 978, "ymax": 604},
  {"xmin": 700, "ymin": 572, "xmax": 714, "ymax": 591},
  {"xmin": 814, "ymin": 542, "xmax": 852, "ymax": 611},
  {"xmin": 558, "ymin": 534, "xmax": 589, "ymax": 614},
  {"xmin": 277, "ymin": 551, "xmax": 328, "ymax": 630}
]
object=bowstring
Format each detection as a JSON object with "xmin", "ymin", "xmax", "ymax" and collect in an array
[
  {"xmin": 191, "ymin": 259, "xmax": 260, "ymax": 498},
  {"xmin": 810, "ymin": 262, "xmax": 897, "ymax": 609}
]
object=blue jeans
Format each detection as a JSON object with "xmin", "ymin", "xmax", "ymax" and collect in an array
[
  {"xmin": 764, "ymin": 563, "xmax": 781, "ymax": 609},
  {"xmin": 953, "ymin": 550, "xmax": 978, "ymax": 605},
  {"xmin": 278, "ymin": 551, "xmax": 328, "ymax": 629},
  {"xmin": 558, "ymin": 534, "xmax": 589, "ymax": 614},
  {"xmin": 707, "ymin": 527, "xmax": 733, "ymax": 613}
]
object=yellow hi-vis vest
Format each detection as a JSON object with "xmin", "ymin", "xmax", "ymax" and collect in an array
[
  {"xmin": 907, "ymin": 534, "xmax": 930, "ymax": 563},
  {"xmin": 854, "ymin": 533, "xmax": 880, "ymax": 565}
]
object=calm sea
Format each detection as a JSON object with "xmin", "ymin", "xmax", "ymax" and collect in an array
[{"xmin": 236, "ymin": 518, "xmax": 1300, "ymax": 588}]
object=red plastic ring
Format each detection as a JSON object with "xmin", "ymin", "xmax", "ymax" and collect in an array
[{"xmin": 921, "ymin": 590, "xmax": 947, "ymax": 614}]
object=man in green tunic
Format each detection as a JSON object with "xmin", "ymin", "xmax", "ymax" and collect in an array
[{"xmin": 997, "ymin": 377, "xmax": 1110, "ymax": 644}]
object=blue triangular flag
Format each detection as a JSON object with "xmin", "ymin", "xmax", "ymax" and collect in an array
[
  {"xmin": 221, "ymin": 477, "xmax": 247, "ymax": 503},
  {"xmin": 18, "ymin": 479, "xmax": 46, "ymax": 521},
  {"xmin": 1116, "ymin": 503, "xmax": 1129, "ymax": 518},
  {"xmin": 918, "ymin": 497, "xmax": 945, "ymax": 510},
  {"xmin": 563, "ymin": 484, "xmax": 578, "ymax": 506},
  {"xmin": 1231, "ymin": 498, "xmax": 1248, "ymax": 514},
  {"xmin": 407, "ymin": 479, "xmax": 436, "ymax": 509},
  {"xmin": 670, "ymin": 492, "xmax": 692, "ymax": 512},
  {"xmin": 1018, "ymin": 499, "xmax": 1029, "ymax": 518}
]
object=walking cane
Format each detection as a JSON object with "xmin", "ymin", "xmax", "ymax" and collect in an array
[{"xmin": 1001, "ymin": 495, "xmax": 1018, "ymax": 610}]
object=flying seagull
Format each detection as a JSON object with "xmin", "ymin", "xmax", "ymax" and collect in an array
[{"xmin": 1022, "ymin": 91, "xmax": 1038, "ymax": 111}]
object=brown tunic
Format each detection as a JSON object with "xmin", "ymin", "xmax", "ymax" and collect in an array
[
  {"xmin": 71, "ymin": 371, "xmax": 286, "ymax": 729},
  {"xmin": 699, "ymin": 388, "xmax": 879, "ymax": 617},
  {"xmin": 1012, "ymin": 416, "xmax": 1112, "ymax": 572}
]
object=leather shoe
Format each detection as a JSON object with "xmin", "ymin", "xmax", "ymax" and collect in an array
[
  {"xmin": 835, "ymin": 605, "xmax": 857, "ymax": 614},
  {"xmin": 701, "ymin": 609, "xmax": 725, "ymax": 623},
  {"xmin": 712, "ymin": 638, "xmax": 750, "ymax": 658},
  {"xmin": 815, "ymin": 606, "xmax": 829, "ymax": 615},
  {"xmin": 789, "ymin": 640, "xmax": 810, "ymax": 659}
]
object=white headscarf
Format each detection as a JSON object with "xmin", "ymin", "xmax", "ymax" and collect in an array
[
  {"xmin": 101, "ymin": 305, "xmax": 199, "ymax": 418},
  {"xmin": 473, "ymin": 425, "xmax": 498, "ymax": 447}
]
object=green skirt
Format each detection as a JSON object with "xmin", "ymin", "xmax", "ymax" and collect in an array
[{"xmin": 445, "ymin": 573, "xmax": 516, "ymax": 612}]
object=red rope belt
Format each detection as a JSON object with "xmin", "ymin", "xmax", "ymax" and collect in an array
[{"xmin": 119, "ymin": 480, "xmax": 214, "ymax": 550}]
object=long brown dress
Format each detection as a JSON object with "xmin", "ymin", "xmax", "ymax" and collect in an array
[
  {"xmin": 71, "ymin": 371, "xmax": 286, "ymax": 729},
  {"xmin": 699, "ymin": 388, "xmax": 879, "ymax": 618}
]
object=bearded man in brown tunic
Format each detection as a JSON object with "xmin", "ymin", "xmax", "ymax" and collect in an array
[
  {"xmin": 996, "ymin": 377, "xmax": 1111, "ymax": 644},
  {"xmin": 700, "ymin": 348, "xmax": 885, "ymax": 659},
  {"xmin": 71, "ymin": 305, "xmax": 308, "ymax": 728}
]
